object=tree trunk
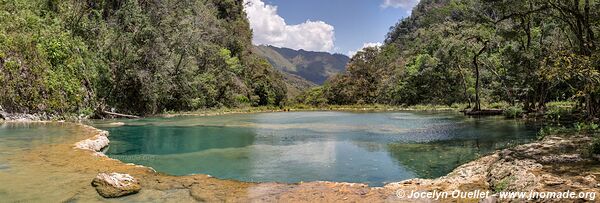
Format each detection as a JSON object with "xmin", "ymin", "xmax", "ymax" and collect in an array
[
  {"xmin": 472, "ymin": 42, "xmax": 487, "ymax": 111},
  {"xmin": 474, "ymin": 59, "xmax": 481, "ymax": 111}
]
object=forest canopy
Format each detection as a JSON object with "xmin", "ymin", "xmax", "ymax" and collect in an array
[
  {"xmin": 312, "ymin": 0, "xmax": 599, "ymax": 118},
  {"xmin": 1, "ymin": 0, "xmax": 599, "ymax": 119},
  {"xmin": 0, "ymin": 0, "xmax": 287, "ymax": 115}
]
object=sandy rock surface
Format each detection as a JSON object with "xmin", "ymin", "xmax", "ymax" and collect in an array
[
  {"xmin": 74, "ymin": 130, "xmax": 109, "ymax": 152},
  {"xmin": 92, "ymin": 173, "xmax": 142, "ymax": 198}
]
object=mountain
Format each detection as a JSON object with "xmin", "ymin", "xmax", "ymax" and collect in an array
[
  {"xmin": 280, "ymin": 72, "xmax": 318, "ymax": 99},
  {"xmin": 253, "ymin": 45, "xmax": 350, "ymax": 85}
]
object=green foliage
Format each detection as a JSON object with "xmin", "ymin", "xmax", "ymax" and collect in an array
[
  {"xmin": 545, "ymin": 101, "xmax": 577, "ymax": 109},
  {"xmin": 234, "ymin": 94, "xmax": 250, "ymax": 105},
  {"xmin": 494, "ymin": 176, "xmax": 516, "ymax": 192},
  {"xmin": 0, "ymin": 0, "xmax": 97, "ymax": 114},
  {"xmin": 0, "ymin": 0, "xmax": 287, "ymax": 115},
  {"xmin": 588, "ymin": 136, "xmax": 600, "ymax": 155},
  {"xmin": 488, "ymin": 102, "xmax": 510, "ymax": 110},
  {"xmin": 296, "ymin": 87, "xmax": 328, "ymax": 107},
  {"xmin": 450, "ymin": 103, "xmax": 469, "ymax": 109},
  {"xmin": 545, "ymin": 101, "xmax": 577, "ymax": 122},
  {"xmin": 574, "ymin": 122, "xmax": 600, "ymax": 133},
  {"xmin": 537, "ymin": 122, "xmax": 600, "ymax": 140},
  {"xmin": 536, "ymin": 125, "xmax": 570, "ymax": 140},
  {"xmin": 316, "ymin": 0, "xmax": 600, "ymax": 120},
  {"xmin": 503, "ymin": 106, "xmax": 524, "ymax": 119},
  {"xmin": 220, "ymin": 48, "xmax": 243, "ymax": 74}
]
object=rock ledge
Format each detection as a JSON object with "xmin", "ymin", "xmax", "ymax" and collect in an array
[{"xmin": 74, "ymin": 130, "xmax": 109, "ymax": 152}]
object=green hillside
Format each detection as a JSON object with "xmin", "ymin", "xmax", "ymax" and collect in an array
[
  {"xmin": 253, "ymin": 45, "xmax": 350, "ymax": 85},
  {"xmin": 0, "ymin": 0, "xmax": 287, "ymax": 115},
  {"xmin": 305, "ymin": 0, "xmax": 599, "ymax": 118}
]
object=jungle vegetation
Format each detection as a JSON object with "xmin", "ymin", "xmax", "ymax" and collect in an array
[
  {"xmin": 0, "ymin": 0, "xmax": 287, "ymax": 115},
  {"xmin": 2, "ymin": 0, "xmax": 599, "ymax": 120},
  {"xmin": 300, "ymin": 0, "xmax": 600, "ymax": 119}
]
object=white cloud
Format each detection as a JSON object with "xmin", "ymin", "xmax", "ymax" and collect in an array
[
  {"xmin": 244, "ymin": 0, "xmax": 335, "ymax": 52},
  {"xmin": 348, "ymin": 42, "xmax": 383, "ymax": 57},
  {"xmin": 381, "ymin": 0, "xmax": 420, "ymax": 9}
]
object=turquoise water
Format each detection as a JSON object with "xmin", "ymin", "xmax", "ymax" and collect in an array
[{"xmin": 95, "ymin": 111, "xmax": 539, "ymax": 186}]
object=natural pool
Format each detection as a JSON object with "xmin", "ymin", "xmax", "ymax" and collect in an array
[{"xmin": 94, "ymin": 111, "xmax": 540, "ymax": 187}]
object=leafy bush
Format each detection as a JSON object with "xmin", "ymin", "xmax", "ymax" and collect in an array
[
  {"xmin": 503, "ymin": 106, "xmax": 524, "ymax": 119},
  {"xmin": 190, "ymin": 98, "xmax": 207, "ymax": 110},
  {"xmin": 537, "ymin": 125, "xmax": 571, "ymax": 140},
  {"xmin": 450, "ymin": 103, "xmax": 469, "ymax": 110},
  {"xmin": 588, "ymin": 136, "xmax": 600, "ymax": 155},
  {"xmin": 488, "ymin": 101, "xmax": 510, "ymax": 109},
  {"xmin": 296, "ymin": 87, "xmax": 329, "ymax": 107},
  {"xmin": 545, "ymin": 101, "xmax": 576, "ymax": 121},
  {"xmin": 537, "ymin": 122, "xmax": 599, "ymax": 140},
  {"xmin": 235, "ymin": 94, "xmax": 251, "ymax": 105},
  {"xmin": 575, "ymin": 122, "xmax": 600, "ymax": 133}
]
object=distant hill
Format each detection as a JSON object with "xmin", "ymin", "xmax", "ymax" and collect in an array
[
  {"xmin": 253, "ymin": 45, "xmax": 350, "ymax": 85},
  {"xmin": 280, "ymin": 72, "xmax": 317, "ymax": 99}
]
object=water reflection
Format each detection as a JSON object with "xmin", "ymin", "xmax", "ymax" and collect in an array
[
  {"xmin": 107, "ymin": 126, "xmax": 257, "ymax": 155},
  {"xmin": 97, "ymin": 111, "xmax": 539, "ymax": 186}
]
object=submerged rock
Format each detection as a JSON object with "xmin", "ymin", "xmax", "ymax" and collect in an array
[
  {"xmin": 92, "ymin": 173, "xmax": 141, "ymax": 198},
  {"xmin": 108, "ymin": 122, "xmax": 125, "ymax": 127}
]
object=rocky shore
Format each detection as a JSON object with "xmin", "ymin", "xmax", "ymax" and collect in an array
[
  {"xmin": 0, "ymin": 110, "xmax": 43, "ymax": 121},
  {"xmin": 0, "ymin": 110, "xmax": 87, "ymax": 121},
  {"xmin": 385, "ymin": 135, "xmax": 600, "ymax": 202}
]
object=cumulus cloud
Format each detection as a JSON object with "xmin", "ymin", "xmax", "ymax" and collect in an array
[
  {"xmin": 381, "ymin": 0, "xmax": 420, "ymax": 9},
  {"xmin": 348, "ymin": 42, "xmax": 383, "ymax": 57},
  {"xmin": 244, "ymin": 0, "xmax": 335, "ymax": 52}
]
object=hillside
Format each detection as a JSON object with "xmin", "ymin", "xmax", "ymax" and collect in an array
[
  {"xmin": 309, "ymin": 0, "xmax": 599, "ymax": 117},
  {"xmin": 253, "ymin": 45, "xmax": 350, "ymax": 85},
  {"xmin": 0, "ymin": 0, "xmax": 287, "ymax": 115},
  {"xmin": 280, "ymin": 72, "xmax": 317, "ymax": 100}
]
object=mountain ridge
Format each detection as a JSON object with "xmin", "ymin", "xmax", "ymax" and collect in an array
[{"xmin": 253, "ymin": 45, "xmax": 350, "ymax": 85}]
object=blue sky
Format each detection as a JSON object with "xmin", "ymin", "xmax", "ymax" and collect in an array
[{"xmin": 244, "ymin": 0, "xmax": 419, "ymax": 56}]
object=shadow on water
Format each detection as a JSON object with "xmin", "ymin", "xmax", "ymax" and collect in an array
[{"xmin": 386, "ymin": 117, "xmax": 540, "ymax": 178}]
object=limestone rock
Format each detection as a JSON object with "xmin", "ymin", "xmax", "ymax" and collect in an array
[
  {"xmin": 92, "ymin": 173, "xmax": 141, "ymax": 198},
  {"xmin": 539, "ymin": 154, "xmax": 583, "ymax": 163},
  {"xmin": 488, "ymin": 159, "xmax": 542, "ymax": 192},
  {"xmin": 541, "ymin": 174, "xmax": 566, "ymax": 186},
  {"xmin": 580, "ymin": 175, "xmax": 598, "ymax": 187},
  {"xmin": 74, "ymin": 131, "xmax": 109, "ymax": 152}
]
